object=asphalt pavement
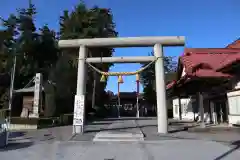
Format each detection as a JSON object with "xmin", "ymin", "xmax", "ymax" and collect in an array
[{"xmin": 1, "ymin": 117, "xmax": 240, "ymax": 160}]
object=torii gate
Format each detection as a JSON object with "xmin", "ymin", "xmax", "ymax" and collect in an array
[{"xmin": 58, "ymin": 36, "xmax": 185, "ymax": 134}]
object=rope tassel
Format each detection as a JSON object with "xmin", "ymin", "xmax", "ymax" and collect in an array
[
  {"xmin": 100, "ymin": 74, "xmax": 107, "ymax": 82},
  {"xmin": 136, "ymin": 73, "xmax": 140, "ymax": 82},
  {"xmin": 118, "ymin": 75, "xmax": 124, "ymax": 83}
]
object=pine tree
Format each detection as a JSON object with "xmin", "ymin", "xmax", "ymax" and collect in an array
[{"xmin": 0, "ymin": 1, "xmax": 59, "ymax": 113}]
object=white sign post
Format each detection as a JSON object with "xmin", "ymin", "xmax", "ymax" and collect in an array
[
  {"xmin": 31, "ymin": 73, "xmax": 42, "ymax": 118},
  {"xmin": 73, "ymin": 95, "xmax": 85, "ymax": 134}
]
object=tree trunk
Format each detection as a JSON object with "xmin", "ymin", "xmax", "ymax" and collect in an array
[{"xmin": 44, "ymin": 93, "xmax": 56, "ymax": 117}]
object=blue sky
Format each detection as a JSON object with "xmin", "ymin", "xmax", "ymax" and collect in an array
[{"xmin": 1, "ymin": 0, "xmax": 240, "ymax": 93}]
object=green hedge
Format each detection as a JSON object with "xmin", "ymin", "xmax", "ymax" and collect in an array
[
  {"xmin": 10, "ymin": 117, "xmax": 57, "ymax": 126},
  {"xmin": 9, "ymin": 114, "xmax": 74, "ymax": 127},
  {"xmin": 10, "ymin": 117, "xmax": 39, "ymax": 125}
]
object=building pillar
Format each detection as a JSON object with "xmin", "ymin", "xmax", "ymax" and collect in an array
[
  {"xmin": 154, "ymin": 44, "xmax": 168, "ymax": 134},
  {"xmin": 225, "ymin": 100, "xmax": 229, "ymax": 123},
  {"xmin": 226, "ymin": 100, "xmax": 233, "ymax": 126},
  {"xmin": 210, "ymin": 101, "xmax": 217, "ymax": 124},
  {"xmin": 198, "ymin": 92, "xmax": 205, "ymax": 128},
  {"xmin": 73, "ymin": 45, "xmax": 87, "ymax": 134},
  {"xmin": 178, "ymin": 97, "xmax": 182, "ymax": 120}
]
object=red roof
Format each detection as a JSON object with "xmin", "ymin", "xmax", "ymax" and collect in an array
[
  {"xmin": 167, "ymin": 48, "xmax": 240, "ymax": 90},
  {"xmin": 217, "ymin": 54, "xmax": 240, "ymax": 71},
  {"xmin": 181, "ymin": 53, "xmax": 228, "ymax": 73},
  {"xmin": 184, "ymin": 48, "xmax": 240, "ymax": 54},
  {"xmin": 182, "ymin": 52, "xmax": 240, "ymax": 71},
  {"xmin": 226, "ymin": 38, "xmax": 240, "ymax": 48},
  {"xmin": 189, "ymin": 69, "xmax": 232, "ymax": 78},
  {"xmin": 181, "ymin": 53, "xmax": 240, "ymax": 73}
]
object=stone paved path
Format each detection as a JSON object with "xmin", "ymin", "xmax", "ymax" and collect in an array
[
  {"xmin": 93, "ymin": 120, "xmax": 144, "ymax": 141},
  {"xmin": 1, "ymin": 140, "xmax": 240, "ymax": 159},
  {"xmin": 1, "ymin": 118, "xmax": 240, "ymax": 159}
]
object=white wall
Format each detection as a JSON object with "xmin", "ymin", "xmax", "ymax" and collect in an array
[
  {"xmin": 227, "ymin": 89, "xmax": 240, "ymax": 125},
  {"xmin": 173, "ymin": 98, "xmax": 195, "ymax": 121},
  {"xmin": 172, "ymin": 97, "xmax": 211, "ymax": 122},
  {"xmin": 173, "ymin": 67, "xmax": 211, "ymax": 122},
  {"xmin": 226, "ymin": 78, "xmax": 240, "ymax": 125}
]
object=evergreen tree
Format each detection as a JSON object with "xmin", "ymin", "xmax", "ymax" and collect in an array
[
  {"xmin": 56, "ymin": 1, "xmax": 118, "ymax": 114},
  {"xmin": 0, "ymin": 1, "xmax": 59, "ymax": 114},
  {"xmin": 140, "ymin": 52, "xmax": 177, "ymax": 105}
]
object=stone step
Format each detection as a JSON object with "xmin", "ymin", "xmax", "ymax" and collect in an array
[
  {"xmin": 94, "ymin": 132, "xmax": 144, "ymax": 138},
  {"xmin": 93, "ymin": 137, "xmax": 144, "ymax": 142},
  {"xmin": 92, "ymin": 120, "xmax": 144, "ymax": 142},
  {"xmin": 93, "ymin": 132, "xmax": 144, "ymax": 142}
]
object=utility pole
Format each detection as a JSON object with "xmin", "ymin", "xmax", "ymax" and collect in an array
[
  {"xmin": 6, "ymin": 55, "xmax": 16, "ymax": 145},
  {"xmin": 8, "ymin": 55, "xmax": 16, "ymax": 118}
]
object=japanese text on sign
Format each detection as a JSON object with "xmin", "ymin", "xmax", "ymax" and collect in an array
[{"xmin": 73, "ymin": 95, "xmax": 85, "ymax": 125}]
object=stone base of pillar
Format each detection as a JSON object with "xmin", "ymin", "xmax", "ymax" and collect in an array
[
  {"xmin": 228, "ymin": 123, "xmax": 233, "ymax": 127},
  {"xmin": 200, "ymin": 122, "xmax": 206, "ymax": 128},
  {"xmin": 20, "ymin": 108, "xmax": 28, "ymax": 118},
  {"xmin": 29, "ymin": 113, "xmax": 39, "ymax": 118}
]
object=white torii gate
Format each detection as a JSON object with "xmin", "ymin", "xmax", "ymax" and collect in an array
[{"xmin": 58, "ymin": 36, "xmax": 185, "ymax": 134}]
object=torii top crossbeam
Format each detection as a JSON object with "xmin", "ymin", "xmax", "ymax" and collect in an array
[{"xmin": 58, "ymin": 36, "xmax": 185, "ymax": 48}]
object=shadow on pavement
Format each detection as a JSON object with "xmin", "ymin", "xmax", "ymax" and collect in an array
[
  {"xmin": 84, "ymin": 126, "xmax": 144, "ymax": 133},
  {"xmin": 187, "ymin": 126, "xmax": 240, "ymax": 133},
  {"xmin": 138, "ymin": 124, "xmax": 196, "ymax": 137},
  {"xmin": 84, "ymin": 123, "xmax": 193, "ymax": 134},
  {"xmin": 213, "ymin": 140, "xmax": 240, "ymax": 160},
  {"xmin": 86, "ymin": 122, "xmax": 113, "ymax": 125},
  {"xmin": 0, "ymin": 141, "xmax": 33, "ymax": 151},
  {"xmin": 8, "ymin": 132, "xmax": 26, "ymax": 138},
  {"xmin": 8, "ymin": 136, "xmax": 32, "ymax": 142},
  {"xmin": 168, "ymin": 126, "xmax": 189, "ymax": 133},
  {"xmin": 93, "ymin": 117, "xmax": 156, "ymax": 122}
]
